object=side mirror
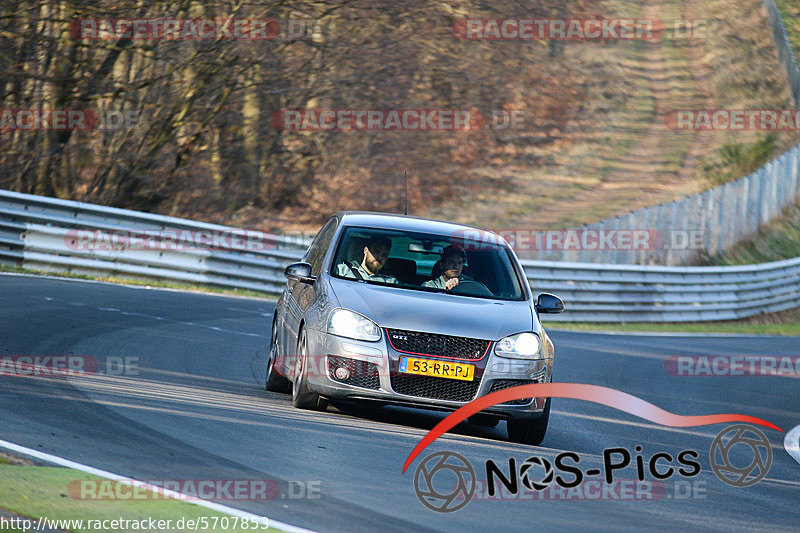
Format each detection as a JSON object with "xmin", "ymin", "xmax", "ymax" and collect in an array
[
  {"xmin": 284, "ymin": 262, "xmax": 315, "ymax": 284},
  {"xmin": 536, "ymin": 293, "xmax": 564, "ymax": 314}
]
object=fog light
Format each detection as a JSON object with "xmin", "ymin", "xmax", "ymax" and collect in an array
[{"xmin": 334, "ymin": 366, "xmax": 350, "ymax": 380}]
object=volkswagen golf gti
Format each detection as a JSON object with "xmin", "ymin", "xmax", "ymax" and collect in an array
[{"xmin": 266, "ymin": 212, "xmax": 564, "ymax": 445}]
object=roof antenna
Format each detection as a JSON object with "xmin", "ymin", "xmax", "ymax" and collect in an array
[{"xmin": 403, "ymin": 170, "xmax": 408, "ymax": 215}]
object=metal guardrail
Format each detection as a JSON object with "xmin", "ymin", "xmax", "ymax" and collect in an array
[
  {"xmin": 2, "ymin": 188, "xmax": 799, "ymax": 322},
  {"xmin": 521, "ymin": 257, "xmax": 800, "ymax": 322},
  {"xmin": 0, "ymin": 189, "xmax": 309, "ymax": 294}
]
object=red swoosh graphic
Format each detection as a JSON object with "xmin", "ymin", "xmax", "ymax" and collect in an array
[{"xmin": 402, "ymin": 383, "xmax": 784, "ymax": 473}]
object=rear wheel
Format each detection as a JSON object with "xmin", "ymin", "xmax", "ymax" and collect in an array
[
  {"xmin": 506, "ymin": 398, "xmax": 550, "ymax": 445},
  {"xmin": 292, "ymin": 329, "xmax": 328, "ymax": 411},
  {"xmin": 265, "ymin": 321, "xmax": 290, "ymax": 393}
]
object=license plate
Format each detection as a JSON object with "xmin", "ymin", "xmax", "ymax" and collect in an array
[{"xmin": 399, "ymin": 357, "xmax": 474, "ymax": 381}]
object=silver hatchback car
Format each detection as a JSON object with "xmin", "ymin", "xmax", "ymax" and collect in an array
[{"xmin": 266, "ymin": 212, "xmax": 564, "ymax": 445}]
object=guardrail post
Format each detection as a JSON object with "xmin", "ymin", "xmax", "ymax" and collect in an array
[
  {"xmin": 776, "ymin": 155, "xmax": 785, "ymax": 214},
  {"xmin": 791, "ymin": 147, "xmax": 800, "ymax": 201},
  {"xmin": 745, "ymin": 173, "xmax": 758, "ymax": 236},
  {"xmin": 678, "ymin": 196, "xmax": 694, "ymax": 265},
  {"xmin": 718, "ymin": 183, "xmax": 732, "ymax": 256},
  {"xmin": 628, "ymin": 208, "xmax": 644, "ymax": 264},
  {"xmin": 769, "ymin": 160, "xmax": 779, "ymax": 221},
  {"xmin": 564, "ymin": 226, "xmax": 578, "ymax": 263},
  {"xmin": 663, "ymin": 201, "xmax": 676, "ymax": 266},
  {"xmin": 646, "ymin": 204, "xmax": 663, "ymax": 265},
  {"xmin": 735, "ymin": 177, "xmax": 748, "ymax": 247},
  {"xmin": 604, "ymin": 216, "xmax": 621, "ymax": 264},
  {"xmin": 757, "ymin": 165, "xmax": 768, "ymax": 227},
  {"xmin": 636, "ymin": 206, "xmax": 654, "ymax": 265},
  {"xmin": 621, "ymin": 211, "xmax": 634, "ymax": 264},
  {"xmin": 702, "ymin": 189, "xmax": 716, "ymax": 258}
]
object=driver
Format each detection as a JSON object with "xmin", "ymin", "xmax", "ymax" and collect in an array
[
  {"xmin": 336, "ymin": 235, "xmax": 399, "ymax": 284},
  {"xmin": 423, "ymin": 245, "xmax": 467, "ymax": 290}
]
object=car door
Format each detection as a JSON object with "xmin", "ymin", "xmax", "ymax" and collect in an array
[{"xmin": 283, "ymin": 217, "xmax": 338, "ymax": 373}]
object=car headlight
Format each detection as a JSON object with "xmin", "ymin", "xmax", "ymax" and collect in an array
[
  {"xmin": 327, "ymin": 309, "xmax": 381, "ymax": 342},
  {"xmin": 494, "ymin": 332, "xmax": 541, "ymax": 359}
]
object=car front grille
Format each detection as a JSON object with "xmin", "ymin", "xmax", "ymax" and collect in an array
[
  {"xmin": 386, "ymin": 329, "xmax": 490, "ymax": 360},
  {"xmin": 488, "ymin": 375, "xmax": 548, "ymax": 405},
  {"xmin": 327, "ymin": 356, "xmax": 380, "ymax": 390},
  {"xmin": 390, "ymin": 374, "xmax": 480, "ymax": 402}
]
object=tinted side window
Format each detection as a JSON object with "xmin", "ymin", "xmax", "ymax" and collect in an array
[{"xmin": 304, "ymin": 218, "xmax": 337, "ymax": 276}]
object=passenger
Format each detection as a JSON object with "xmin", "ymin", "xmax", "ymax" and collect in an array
[
  {"xmin": 423, "ymin": 245, "xmax": 468, "ymax": 290},
  {"xmin": 336, "ymin": 235, "xmax": 399, "ymax": 284}
]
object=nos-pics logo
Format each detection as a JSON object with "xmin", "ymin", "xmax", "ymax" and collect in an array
[
  {"xmin": 709, "ymin": 424, "xmax": 771, "ymax": 487},
  {"xmin": 413, "ymin": 425, "xmax": 773, "ymax": 512},
  {"xmin": 414, "ymin": 451, "xmax": 476, "ymax": 513}
]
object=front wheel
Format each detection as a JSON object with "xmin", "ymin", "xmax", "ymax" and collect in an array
[
  {"xmin": 506, "ymin": 398, "xmax": 550, "ymax": 445},
  {"xmin": 291, "ymin": 329, "xmax": 328, "ymax": 411},
  {"xmin": 265, "ymin": 321, "xmax": 290, "ymax": 393}
]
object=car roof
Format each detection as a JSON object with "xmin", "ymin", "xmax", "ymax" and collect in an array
[{"xmin": 333, "ymin": 211, "xmax": 502, "ymax": 239}]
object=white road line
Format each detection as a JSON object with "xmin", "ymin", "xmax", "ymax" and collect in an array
[
  {"xmin": 1, "ymin": 272, "xmax": 273, "ymax": 302},
  {"xmin": 31, "ymin": 293, "xmax": 266, "ymax": 339},
  {"xmin": 785, "ymin": 424, "xmax": 800, "ymax": 466},
  {"xmin": 0, "ymin": 439, "xmax": 316, "ymax": 533},
  {"xmin": 227, "ymin": 307, "xmax": 273, "ymax": 317}
]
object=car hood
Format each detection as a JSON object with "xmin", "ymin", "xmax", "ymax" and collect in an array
[{"xmin": 328, "ymin": 277, "xmax": 535, "ymax": 341}]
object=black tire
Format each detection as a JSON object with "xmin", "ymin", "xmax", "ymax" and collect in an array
[
  {"xmin": 291, "ymin": 329, "xmax": 328, "ymax": 411},
  {"xmin": 265, "ymin": 321, "xmax": 290, "ymax": 393},
  {"xmin": 468, "ymin": 414, "xmax": 500, "ymax": 427},
  {"xmin": 506, "ymin": 398, "xmax": 550, "ymax": 445}
]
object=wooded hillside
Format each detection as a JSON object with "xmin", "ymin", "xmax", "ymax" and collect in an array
[{"xmin": 1, "ymin": 0, "xmax": 796, "ymax": 232}]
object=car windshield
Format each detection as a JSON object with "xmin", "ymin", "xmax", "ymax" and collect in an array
[{"xmin": 329, "ymin": 226, "xmax": 526, "ymax": 301}]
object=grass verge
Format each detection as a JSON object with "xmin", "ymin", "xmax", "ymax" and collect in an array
[
  {"xmin": 0, "ymin": 463, "xmax": 280, "ymax": 533},
  {"xmin": 775, "ymin": 0, "xmax": 800, "ymax": 66},
  {"xmin": 704, "ymin": 201, "xmax": 800, "ymax": 266},
  {"xmin": 0, "ymin": 264, "xmax": 276, "ymax": 301}
]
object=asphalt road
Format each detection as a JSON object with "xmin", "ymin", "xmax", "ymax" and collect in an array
[{"xmin": 0, "ymin": 274, "xmax": 798, "ymax": 532}]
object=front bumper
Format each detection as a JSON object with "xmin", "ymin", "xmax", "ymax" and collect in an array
[{"xmin": 304, "ymin": 328, "xmax": 551, "ymax": 421}]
